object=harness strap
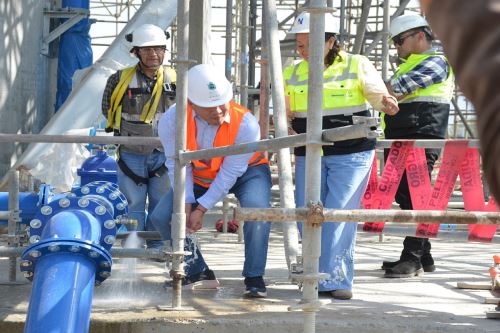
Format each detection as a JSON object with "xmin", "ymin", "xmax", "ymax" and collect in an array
[{"xmin": 117, "ymin": 159, "xmax": 167, "ymax": 185}]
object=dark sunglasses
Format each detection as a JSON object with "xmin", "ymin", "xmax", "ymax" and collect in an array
[{"xmin": 392, "ymin": 31, "xmax": 419, "ymax": 46}]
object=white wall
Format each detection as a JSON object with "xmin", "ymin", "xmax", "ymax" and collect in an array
[{"xmin": 0, "ymin": 0, "xmax": 57, "ymax": 178}]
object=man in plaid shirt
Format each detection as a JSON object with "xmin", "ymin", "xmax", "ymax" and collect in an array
[{"xmin": 382, "ymin": 14, "xmax": 454, "ymax": 278}]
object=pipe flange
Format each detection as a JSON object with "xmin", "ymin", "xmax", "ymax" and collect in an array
[
  {"xmin": 27, "ymin": 197, "xmax": 116, "ymax": 251},
  {"xmin": 20, "ymin": 239, "xmax": 113, "ymax": 285},
  {"xmin": 72, "ymin": 181, "xmax": 128, "ymax": 219}
]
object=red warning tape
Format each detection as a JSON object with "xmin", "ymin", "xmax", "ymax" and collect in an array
[{"xmin": 362, "ymin": 141, "xmax": 498, "ymax": 241}]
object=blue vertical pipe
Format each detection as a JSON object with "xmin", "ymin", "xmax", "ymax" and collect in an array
[
  {"xmin": 24, "ymin": 210, "xmax": 102, "ymax": 333},
  {"xmin": 55, "ymin": 0, "xmax": 92, "ymax": 111}
]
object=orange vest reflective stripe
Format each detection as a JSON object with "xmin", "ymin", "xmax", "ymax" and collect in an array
[{"xmin": 187, "ymin": 101, "xmax": 269, "ymax": 188}]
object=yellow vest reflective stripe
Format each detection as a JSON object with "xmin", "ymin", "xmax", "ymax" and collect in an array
[
  {"xmin": 283, "ymin": 51, "xmax": 369, "ymax": 117},
  {"xmin": 105, "ymin": 67, "xmax": 135, "ymax": 131},
  {"xmin": 394, "ymin": 53, "xmax": 454, "ymax": 104},
  {"xmin": 105, "ymin": 66, "xmax": 166, "ymax": 131}
]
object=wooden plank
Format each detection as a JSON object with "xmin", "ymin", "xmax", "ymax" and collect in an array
[
  {"xmin": 484, "ymin": 297, "xmax": 500, "ymax": 304},
  {"xmin": 486, "ymin": 310, "xmax": 500, "ymax": 319},
  {"xmin": 457, "ymin": 281, "xmax": 492, "ymax": 290}
]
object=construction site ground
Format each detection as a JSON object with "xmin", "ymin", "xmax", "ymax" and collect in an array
[{"xmin": 0, "ymin": 211, "xmax": 499, "ymax": 333}]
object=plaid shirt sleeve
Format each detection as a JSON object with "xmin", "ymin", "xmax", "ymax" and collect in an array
[
  {"xmin": 390, "ymin": 56, "xmax": 449, "ymax": 96},
  {"xmin": 101, "ymin": 71, "xmax": 120, "ymax": 118}
]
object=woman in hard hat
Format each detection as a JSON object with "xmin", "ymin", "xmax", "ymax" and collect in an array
[
  {"xmin": 101, "ymin": 24, "xmax": 176, "ymax": 249},
  {"xmin": 284, "ymin": 12, "xmax": 399, "ymax": 300}
]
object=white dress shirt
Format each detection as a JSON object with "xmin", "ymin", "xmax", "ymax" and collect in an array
[{"xmin": 158, "ymin": 104, "xmax": 261, "ymax": 209}]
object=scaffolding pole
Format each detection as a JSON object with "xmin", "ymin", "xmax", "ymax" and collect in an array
[
  {"xmin": 302, "ymin": 2, "xmax": 326, "ymax": 332},
  {"xmin": 263, "ymin": 0, "xmax": 300, "ymax": 273},
  {"xmin": 179, "ymin": 120, "xmax": 378, "ymax": 163},
  {"xmin": 224, "ymin": 0, "xmax": 234, "ymax": 80},
  {"xmin": 8, "ymin": 170, "xmax": 20, "ymax": 283},
  {"xmin": 258, "ymin": 5, "xmax": 270, "ymax": 140},
  {"xmin": 170, "ymin": 0, "xmax": 189, "ymax": 310},
  {"xmin": 352, "ymin": 0, "xmax": 372, "ymax": 54},
  {"xmin": 239, "ymin": 0, "xmax": 249, "ymax": 107},
  {"xmin": 234, "ymin": 207, "xmax": 500, "ymax": 224},
  {"xmin": 248, "ymin": 0, "xmax": 257, "ymax": 108},
  {"xmin": 364, "ymin": 0, "xmax": 411, "ymax": 55},
  {"xmin": 338, "ymin": 0, "xmax": 346, "ymax": 43},
  {"xmin": 381, "ymin": 0, "xmax": 390, "ymax": 80}
]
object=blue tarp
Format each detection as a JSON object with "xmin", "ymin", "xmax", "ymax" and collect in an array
[{"xmin": 55, "ymin": 0, "xmax": 93, "ymax": 111}]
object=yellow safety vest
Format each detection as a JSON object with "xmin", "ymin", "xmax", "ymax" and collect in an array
[
  {"xmin": 394, "ymin": 53, "xmax": 454, "ymax": 104},
  {"xmin": 283, "ymin": 51, "xmax": 369, "ymax": 118}
]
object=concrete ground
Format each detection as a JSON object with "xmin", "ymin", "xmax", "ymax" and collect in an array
[{"xmin": 0, "ymin": 214, "xmax": 499, "ymax": 333}]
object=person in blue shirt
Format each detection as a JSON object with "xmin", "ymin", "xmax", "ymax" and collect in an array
[{"xmin": 150, "ymin": 64, "xmax": 272, "ymax": 298}]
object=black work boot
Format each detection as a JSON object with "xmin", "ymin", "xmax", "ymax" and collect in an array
[
  {"xmin": 383, "ymin": 237, "xmax": 426, "ymax": 278},
  {"xmin": 421, "ymin": 238, "xmax": 435, "ymax": 272},
  {"xmin": 384, "ymin": 260, "xmax": 424, "ymax": 278},
  {"xmin": 382, "ymin": 238, "xmax": 436, "ymax": 272},
  {"xmin": 381, "ymin": 260, "xmax": 400, "ymax": 270}
]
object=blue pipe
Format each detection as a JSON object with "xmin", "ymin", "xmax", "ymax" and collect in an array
[
  {"xmin": 0, "ymin": 193, "xmax": 38, "ymax": 225},
  {"xmin": 0, "ymin": 184, "xmax": 56, "ymax": 226},
  {"xmin": 24, "ymin": 211, "xmax": 103, "ymax": 333},
  {"xmin": 1, "ymin": 150, "xmax": 118, "ymax": 227},
  {"xmin": 20, "ymin": 182, "xmax": 122, "ymax": 333}
]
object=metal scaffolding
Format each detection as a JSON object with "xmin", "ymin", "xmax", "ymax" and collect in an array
[
  {"xmin": 0, "ymin": 1, "xmax": 488, "ymax": 333},
  {"xmin": 86, "ymin": 1, "xmax": 477, "ymax": 138}
]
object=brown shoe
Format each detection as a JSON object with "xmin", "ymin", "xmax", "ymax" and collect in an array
[{"xmin": 331, "ymin": 289, "xmax": 353, "ymax": 300}]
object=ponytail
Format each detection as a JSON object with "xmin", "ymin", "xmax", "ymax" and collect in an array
[{"xmin": 324, "ymin": 33, "xmax": 342, "ymax": 67}]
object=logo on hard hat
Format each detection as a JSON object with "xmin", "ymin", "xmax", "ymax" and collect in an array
[
  {"xmin": 207, "ymin": 82, "xmax": 220, "ymax": 101},
  {"xmin": 298, "ymin": 18, "xmax": 304, "ymax": 25}
]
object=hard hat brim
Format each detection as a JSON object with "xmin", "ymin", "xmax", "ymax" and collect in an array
[{"xmin": 188, "ymin": 88, "xmax": 233, "ymax": 108}]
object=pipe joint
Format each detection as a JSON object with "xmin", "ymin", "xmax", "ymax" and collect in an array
[
  {"xmin": 72, "ymin": 180, "xmax": 128, "ymax": 222},
  {"xmin": 306, "ymin": 202, "xmax": 324, "ymax": 227},
  {"xmin": 20, "ymin": 239, "xmax": 112, "ymax": 285},
  {"xmin": 27, "ymin": 197, "xmax": 116, "ymax": 251},
  {"xmin": 9, "ymin": 209, "xmax": 21, "ymax": 223},
  {"xmin": 170, "ymin": 269, "xmax": 185, "ymax": 280}
]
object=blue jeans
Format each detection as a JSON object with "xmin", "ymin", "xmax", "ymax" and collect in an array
[
  {"xmin": 150, "ymin": 164, "xmax": 272, "ymax": 278},
  {"xmin": 295, "ymin": 150, "xmax": 374, "ymax": 291},
  {"xmin": 117, "ymin": 149, "xmax": 169, "ymax": 248}
]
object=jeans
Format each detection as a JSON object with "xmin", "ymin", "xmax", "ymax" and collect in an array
[
  {"xmin": 150, "ymin": 164, "xmax": 272, "ymax": 278},
  {"xmin": 295, "ymin": 150, "xmax": 374, "ymax": 291},
  {"xmin": 117, "ymin": 149, "xmax": 169, "ymax": 248}
]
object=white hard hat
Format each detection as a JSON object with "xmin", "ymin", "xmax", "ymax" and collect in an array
[
  {"xmin": 127, "ymin": 24, "xmax": 168, "ymax": 51},
  {"xmin": 188, "ymin": 64, "xmax": 233, "ymax": 108},
  {"xmin": 389, "ymin": 14, "xmax": 429, "ymax": 39},
  {"xmin": 289, "ymin": 12, "xmax": 340, "ymax": 34}
]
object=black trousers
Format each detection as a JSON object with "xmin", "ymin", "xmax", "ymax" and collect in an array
[{"xmin": 383, "ymin": 135, "xmax": 441, "ymax": 261}]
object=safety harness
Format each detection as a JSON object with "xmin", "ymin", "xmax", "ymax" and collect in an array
[
  {"xmin": 105, "ymin": 65, "xmax": 165, "ymax": 132},
  {"xmin": 117, "ymin": 158, "xmax": 167, "ymax": 186}
]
